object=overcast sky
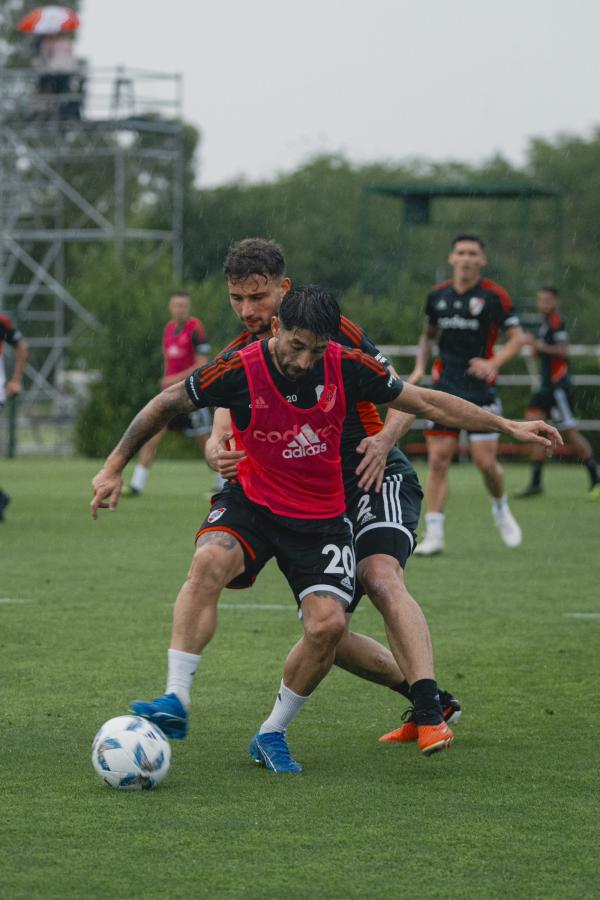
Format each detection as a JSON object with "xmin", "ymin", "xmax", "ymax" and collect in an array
[{"xmin": 77, "ymin": 0, "xmax": 600, "ymax": 187}]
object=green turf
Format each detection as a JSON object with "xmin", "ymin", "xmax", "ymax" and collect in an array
[{"xmin": 1, "ymin": 458, "xmax": 599, "ymax": 899}]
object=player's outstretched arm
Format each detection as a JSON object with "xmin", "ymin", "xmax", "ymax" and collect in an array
[
  {"xmin": 90, "ymin": 381, "xmax": 196, "ymax": 518},
  {"xmin": 390, "ymin": 382, "xmax": 563, "ymax": 451}
]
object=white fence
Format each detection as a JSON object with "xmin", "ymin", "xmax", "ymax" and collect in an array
[{"xmin": 380, "ymin": 345, "xmax": 600, "ymax": 431}]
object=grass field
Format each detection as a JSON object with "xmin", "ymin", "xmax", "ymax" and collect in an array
[{"xmin": 1, "ymin": 457, "xmax": 599, "ymax": 899}]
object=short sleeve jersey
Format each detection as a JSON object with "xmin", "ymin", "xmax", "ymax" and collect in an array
[
  {"xmin": 0, "ymin": 313, "xmax": 23, "ymax": 355},
  {"xmin": 426, "ymin": 278, "xmax": 520, "ymax": 404},
  {"xmin": 185, "ymin": 340, "xmax": 403, "ymax": 439},
  {"xmin": 538, "ymin": 311, "xmax": 570, "ymax": 387},
  {"xmin": 218, "ymin": 316, "xmax": 415, "ymax": 481}
]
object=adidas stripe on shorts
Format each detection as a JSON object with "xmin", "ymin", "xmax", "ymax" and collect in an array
[{"xmin": 345, "ymin": 469, "xmax": 423, "ymax": 610}]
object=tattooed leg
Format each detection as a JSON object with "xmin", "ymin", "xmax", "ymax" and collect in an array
[{"xmin": 170, "ymin": 530, "xmax": 246, "ymax": 653}]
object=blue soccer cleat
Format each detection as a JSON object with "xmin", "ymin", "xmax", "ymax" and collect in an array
[
  {"xmin": 248, "ymin": 731, "xmax": 303, "ymax": 773},
  {"xmin": 129, "ymin": 692, "xmax": 188, "ymax": 740}
]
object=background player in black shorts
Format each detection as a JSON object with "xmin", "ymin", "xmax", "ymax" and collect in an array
[
  {"xmin": 0, "ymin": 312, "xmax": 28, "ymax": 522},
  {"xmin": 517, "ymin": 286, "xmax": 600, "ymax": 499},
  {"xmin": 409, "ymin": 234, "xmax": 526, "ymax": 555}
]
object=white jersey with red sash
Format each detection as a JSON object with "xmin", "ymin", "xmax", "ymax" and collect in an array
[{"xmin": 231, "ymin": 341, "xmax": 347, "ymax": 519}]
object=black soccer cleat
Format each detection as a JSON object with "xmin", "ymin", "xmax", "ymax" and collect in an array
[{"xmin": 514, "ymin": 484, "xmax": 544, "ymax": 498}]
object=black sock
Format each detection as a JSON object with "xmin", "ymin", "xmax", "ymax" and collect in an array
[
  {"xmin": 391, "ymin": 679, "xmax": 411, "ymax": 700},
  {"xmin": 583, "ymin": 457, "xmax": 600, "ymax": 487},
  {"xmin": 410, "ymin": 678, "xmax": 442, "ymax": 724},
  {"xmin": 531, "ymin": 461, "xmax": 544, "ymax": 488}
]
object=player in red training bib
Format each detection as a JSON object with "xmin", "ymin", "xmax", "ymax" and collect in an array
[
  {"xmin": 91, "ymin": 285, "xmax": 560, "ymax": 773},
  {"xmin": 126, "ymin": 291, "xmax": 214, "ymax": 496},
  {"xmin": 0, "ymin": 312, "xmax": 28, "ymax": 522}
]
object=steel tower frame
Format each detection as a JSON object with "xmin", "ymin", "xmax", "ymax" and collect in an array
[{"xmin": 0, "ymin": 66, "xmax": 184, "ymax": 450}]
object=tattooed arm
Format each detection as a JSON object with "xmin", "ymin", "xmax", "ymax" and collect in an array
[{"xmin": 90, "ymin": 382, "xmax": 197, "ymax": 517}]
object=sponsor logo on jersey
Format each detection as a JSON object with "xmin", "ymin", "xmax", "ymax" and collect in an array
[
  {"xmin": 283, "ymin": 423, "xmax": 328, "ymax": 459},
  {"xmin": 438, "ymin": 315, "xmax": 480, "ymax": 331},
  {"xmin": 469, "ymin": 297, "xmax": 485, "ymax": 316},
  {"xmin": 253, "ymin": 395, "xmax": 269, "ymax": 409},
  {"xmin": 252, "ymin": 422, "xmax": 335, "ymax": 445},
  {"xmin": 436, "ymin": 299, "xmax": 448, "ymax": 311},
  {"xmin": 318, "ymin": 384, "xmax": 337, "ymax": 413},
  {"xmin": 207, "ymin": 506, "xmax": 226, "ymax": 523},
  {"xmin": 341, "ymin": 576, "xmax": 353, "ymax": 589}
]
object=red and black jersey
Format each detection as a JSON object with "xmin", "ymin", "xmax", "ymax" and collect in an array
[
  {"xmin": 538, "ymin": 311, "xmax": 570, "ymax": 387},
  {"xmin": 186, "ymin": 339, "xmax": 403, "ymax": 421},
  {"xmin": 216, "ymin": 316, "xmax": 414, "ymax": 480},
  {"xmin": 426, "ymin": 278, "xmax": 520, "ymax": 404},
  {"xmin": 0, "ymin": 313, "xmax": 23, "ymax": 355}
]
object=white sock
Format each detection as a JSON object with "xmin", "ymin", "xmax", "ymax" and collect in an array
[
  {"xmin": 130, "ymin": 464, "xmax": 149, "ymax": 492},
  {"xmin": 425, "ymin": 511, "xmax": 444, "ymax": 539},
  {"xmin": 259, "ymin": 680, "xmax": 311, "ymax": 734},
  {"xmin": 166, "ymin": 648, "xmax": 201, "ymax": 709},
  {"xmin": 492, "ymin": 494, "xmax": 509, "ymax": 514}
]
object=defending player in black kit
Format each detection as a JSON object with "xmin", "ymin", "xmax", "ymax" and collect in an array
[
  {"xmin": 409, "ymin": 234, "xmax": 526, "ymax": 555},
  {"xmin": 517, "ymin": 286, "xmax": 600, "ymax": 499}
]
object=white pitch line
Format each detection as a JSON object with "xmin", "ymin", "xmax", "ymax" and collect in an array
[
  {"xmin": 0, "ymin": 597, "xmax": 34, "ymax": 605},
  {"xmin": 165, "ymin": 602, "xmax": 363, "ymax": 611},
  {"xmin": 220, "ymin": 603, "xmax": 293, "ymax": 610},
  {"xmin": 564, "ymin": 612, "xmax": 600, "ymax": 620}
]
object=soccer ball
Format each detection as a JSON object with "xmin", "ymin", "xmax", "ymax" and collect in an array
[{"xmin": 91, "ymin": 715, "xmax": 171, "ymax": 790}]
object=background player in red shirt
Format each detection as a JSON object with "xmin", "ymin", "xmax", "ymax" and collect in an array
[
  {"xmin": 127, "ymin": 291, "xmax": 214, "ymax": 495},
  {"xmin": 0, "ymin": 312, "xmax": 28, "ymax": 522},
  {"xmin": 409, "ymin": 235, "xmax": 526, "ymax": 555},
  {"xmin": 517, "ymin": 286, "xmax": 600, "ymax": 499}
]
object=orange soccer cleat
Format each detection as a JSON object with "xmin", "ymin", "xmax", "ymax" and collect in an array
[
  {"xmin": 417, "ymin": 721, "xmax": 454, "ymax": 756},
  {"xmin": 379, "ymin": 690, "xmax": 461, "ymax": 745}
]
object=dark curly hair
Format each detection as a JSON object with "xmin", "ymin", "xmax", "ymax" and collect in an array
[
  {"xmin": 279, "ymin": 285, "xmax": 341, "ymax": 338},
  {"xmin": 223, "ymin": 238, "xmax": 286, "ymax": 283}
]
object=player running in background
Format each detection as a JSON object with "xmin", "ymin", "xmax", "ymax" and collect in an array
[
  {"xmin": 0, "ymin": 312, "xmax": 28, "ymax": 522},
  {"xmin": 516, "ymin": 286, "xmax": 600, "ymax": 499},
  {"xmin": 91, "ymin": 286, "xmax": 560, "ymax": 772},
  {"xmin": 127, "ymin": 291, "xmax": 215, "ymax": 496},
  {"xmin": 409, "ymin": 234, "xmax": 526, "ymax": 556}
]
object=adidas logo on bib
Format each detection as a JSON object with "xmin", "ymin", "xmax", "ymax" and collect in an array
[{"xmin": 282, "ymin": 423, "xmax": 327, "ymax": 459}]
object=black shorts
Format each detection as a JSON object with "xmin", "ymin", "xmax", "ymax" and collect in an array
[
  {"xmin": 345, "ymin": 470, "xmax": 423, "ymax": 610},
  {"xmin": 196, "ymin": 484, "xmax": 356, "ymax": 608},
  {"xmin": 168, "ymin": 407, "xmax": 212, "ymax": 437},
  {"xmin": 528, "ymin": 383, "xmax": 576, "ymax": 430},
  {"xmin": 424, "ymin": 398, "xmax": 502, "ymax": 443}
]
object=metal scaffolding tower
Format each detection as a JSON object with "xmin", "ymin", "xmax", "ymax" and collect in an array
[{"xmin": 0, "ymin": 66, "xmax": 184, "ymax": 452}]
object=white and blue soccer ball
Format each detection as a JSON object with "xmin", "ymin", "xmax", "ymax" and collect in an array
[{"xmin": 91, "ymin": 715, "xmax": 171, "ymax": 790}]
